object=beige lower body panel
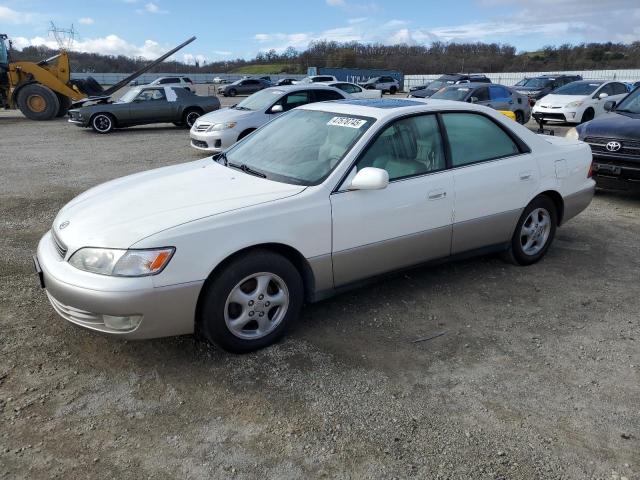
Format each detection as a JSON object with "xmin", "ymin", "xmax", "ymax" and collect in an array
[
  {"xmin": 562, "ymin": 184, "xmax": 595, "ymax": 225},
  {"xmin": 332, "ymin": 225, "xmax": 452, "ymax": 287},
  {"xmin": 451, "ymin": 209, "xmax": 522, "ymax": 255}
]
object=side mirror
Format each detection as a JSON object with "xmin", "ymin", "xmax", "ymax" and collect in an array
[
  {"xmin": 469, "ymin": 96, "xmax": 478, "ymax": 103},
  {"xmin": 349, "ymin": 167, "xmax": 389, "ymax": 191},
  {"xmin": 270, "ymin": 104, "xmax": 283, "ymax": 114},
  {"xmin": 604, "ymin": 100, "xmax": 616, "ymax": 111},
  {"xmin": 598, "ymin": 92, "xmax": 609, "ymax": 99}
]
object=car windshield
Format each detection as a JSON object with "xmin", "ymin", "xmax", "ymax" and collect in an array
[
  {"xmin": 518, "ymin": 78, "xmax": 552, "ymax": 89},
  {"xmin": 426, "ymin": 80, "xmax": 455, "ymax": 90},
  {"xmin": 615, "ymin": 88, "xmax": 640, "ymax": 114},
  {"xmin": 299, "ymin": 77, "xmax": 314, "ymax": 84},
  {"xmin": 223, "ymin": 109, "xmax": 374, "ymax": 186},
  {"xmin": 514, "ymin": 78, "xmax": 529, "ymax": 86},
  {"xmin": 364, "ymin": 77, "xmax": 380, "ymax": 84},
  {"xmin": 234, "ymin": 89, "xmax": 284, "ymax": 111},
  {"xmin": 118, "ymin": 88, "xmax": 142, "ymax": 103},
  {"xmin": 553, "ymin": 81, "xmax": 603, "ymax": 95},
  {"xmin": 431, "ymin": 86, "xmax": 471, "ymax": 101}
]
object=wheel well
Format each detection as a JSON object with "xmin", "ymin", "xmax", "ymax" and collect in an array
[
  {"xmin": 538, "ymin": 190, "xmax": 564, "ymax": 225},
  {"xmin": 194, "ymin": 243, "xmax": 316, "ymax": 331},
  {"xmin": 238, "ymin": 128, "xmax": 256, "ymax": 140},
  {"xmin": 184, "ymin": 106, "xmax": 203, "ymax": 114}
]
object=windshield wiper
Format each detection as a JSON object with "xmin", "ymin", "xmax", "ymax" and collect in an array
[
  {"xmin": 233, "ymin": 105, "xmax": 250, "ymax": 110},
  {"xmin": 228, "ymin": 162, "xmax": 267, "ymax": 178},
  {"xmin": 614, "ymin": 109, "xmax": 638, "ymax": 114}
]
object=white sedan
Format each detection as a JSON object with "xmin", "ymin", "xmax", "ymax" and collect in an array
[
  {"xmin": 36, "ymin": 99, "xmax": 595, "ymax": 353},
  {"xmin": 322, "ymin": 81, "xmax": 382, "ymax": 99},
  {"xmin": 189, "ymin": 85, "xmax": 347, "ymax": 152},
  {"xmin": 532, "ymin": 80, "xmax": 629, "ymax": 123}
]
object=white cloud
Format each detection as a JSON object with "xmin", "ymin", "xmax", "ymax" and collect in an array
[
  {"xmin": 0, "ymin": 5, "xmax": 35, "ymax": 24},
  {"xmin": 11, "ymin": 34, "xmax": 178, "ymax": 60},
  {"xmin": 137, "ymin": 2, "xmax": 168, "ymax": 14},
  {"xmin": 78, "ymin": 17, "xmax": 94, "ymax": 25},
  {"xmin": 182, "ymin": 53, "xmax": 207, "ymax": 64},
  {"xmin": 212, "ymin": 50, "xmax": 232, "ymax": 56}
]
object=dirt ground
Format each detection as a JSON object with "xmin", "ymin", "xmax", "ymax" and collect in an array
[{"xmin": 0, "ymin": 101, "xmax": 639, "ymax": 479}]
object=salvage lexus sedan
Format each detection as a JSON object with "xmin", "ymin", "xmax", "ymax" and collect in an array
[{"xmin": 36, "ymin": 99, "xmax": 595, "ymax": 353}]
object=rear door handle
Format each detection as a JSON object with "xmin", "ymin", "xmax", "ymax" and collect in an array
[
  {"xmin": 428, "ymin": 189, "xmax": 447, "ymax": 200},
  {"xmin": 519, "ymin": 171, "xmax": 533, "ymax": 181}
]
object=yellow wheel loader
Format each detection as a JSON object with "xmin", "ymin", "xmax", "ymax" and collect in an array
[{"xmin": 0, "ymin": 34, "xmax": 195, "ymax": 120}]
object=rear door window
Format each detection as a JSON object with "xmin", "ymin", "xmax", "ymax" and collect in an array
[
  {"xmin": 489, "ymin": 86, "xmax": 511, "ymax": 101},
  {"xmin": 314, "ymin": 89, "xmax": 344, "ymax": 101},
  {"xmin": 442, "ymin": 113, "xmax": 521, "ymax": 167}
]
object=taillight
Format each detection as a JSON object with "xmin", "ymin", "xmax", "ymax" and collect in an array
[{"xmin": 588, "ymin": 162, "xmax": 593, "ymax": 178}]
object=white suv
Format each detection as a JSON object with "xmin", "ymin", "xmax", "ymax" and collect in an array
[
  {"xmin": 360, "ymin": 76, "xmax": 400, "ymax": 94},
  {"xmin": 148, "ymin": 76, "xmax": 195, "ymax": 92}
]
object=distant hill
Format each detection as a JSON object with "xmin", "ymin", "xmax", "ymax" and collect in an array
[{"xmin": 10, "ymin": 40, "xmax": 640, "ymax": 75}]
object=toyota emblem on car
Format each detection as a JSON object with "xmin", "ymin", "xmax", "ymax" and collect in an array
[
  {"xmin": 58, "ymin": 221, "xmax": 70, "ymax": 230},
  {"xmin": 605, "ymin": 141, "xmax": 622, "ymax": 152}
]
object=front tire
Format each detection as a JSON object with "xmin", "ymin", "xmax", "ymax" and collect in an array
[
  {"xmin": 16, "ymin": 84, "xmax": 60, "ymax": 120},
  {"xmin": 515, "ymin": 110, "xmax": 525, "ymax": 124},
  {"xmin": 91, "ymin": 113, "xmax": 115, "ymax": 134},
  {"xmin": 504, "ymin": 195, "xmax": 557, "ymax": 265},
  {"xmin": 199, "ymin": 250, "xmax": 303, "ymax": 353},
  {"xmin": 228, "ymin": 88, "xmax": 237, "ymax": 97}
]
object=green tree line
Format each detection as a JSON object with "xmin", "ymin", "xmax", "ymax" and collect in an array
[{"xmin": 11, "ymin": 40, "xmax": 640, "ymax": 74}]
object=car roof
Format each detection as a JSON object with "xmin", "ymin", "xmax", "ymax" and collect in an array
[
  {"xmin": 264, "ymin": 84, "xmax": 344, "ymax": 92},
  {"xmin": 299, "ymin": 97, "xmax": 504, "ymax": 120}
]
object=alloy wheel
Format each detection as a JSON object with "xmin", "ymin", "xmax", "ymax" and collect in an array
[
  {"xmin": 520, "ymin": 208, "xmax": 551, "ymax": 256},
  {"xmin": 224, "ymin": 272, "xmax": 290, "ymax": 340}
]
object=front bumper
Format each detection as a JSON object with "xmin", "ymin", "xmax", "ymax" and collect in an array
[
  {"xmin": 36, "ymin": 231, "xmax": 203, "ymax": 339},
  {"xmin": 531, "ymin": 106, "xmax": 579, "ymax": 123},
  {"xmin": 591, "ymin": 155, "xmax": 640, "ymax": 190},
  {"xmin": 189, "ymin": 128, "xmax": 237, "ymax": 152}
]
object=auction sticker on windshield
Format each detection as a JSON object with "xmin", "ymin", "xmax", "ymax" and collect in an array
[{"xmin": 327, "ymin": 117, "xmax": 368, "ymax": 128}]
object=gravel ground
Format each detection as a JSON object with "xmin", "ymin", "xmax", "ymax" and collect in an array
[{"xmin": 0, "ymin": 96, "xmax": 639, "ymax": 479}]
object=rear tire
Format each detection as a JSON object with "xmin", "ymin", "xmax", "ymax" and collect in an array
[
  {"xmin": 503, "ymin": 195, "xmax": 557, "ymax": 266},
  {"xmin": 515, "ymin": 110, "xmax": 525, "ymax": 124},
  {"xmin": 183, "ymin": 108, "xmax": 202, "ymax": 128},
  {"xmin": 55, "ymin": 94, "xmax": 71, "ymax": 118},
  {"xmin": 16, "ymin": 84, "xmax": 60, "ymax": 120},
  {"xmin": 228, "ymin": 88, "xmax": 237, "ymax": 97},
  {"xmin": 199, "ymin": 250, "xmax": 303, "ymax": 353},
  {"xmin": 91, "ymin": 113, "xmax": 115, "ymax": 134},
  {"xmin": 389, "ymin": 86, "xmax": 398, "ymax": 95}
]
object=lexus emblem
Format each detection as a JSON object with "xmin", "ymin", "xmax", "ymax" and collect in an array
[
  {"xmin": 606, "ymin": 141, "xmax": 622, "ymax": 152},
  {"xmin": 59, "ymin": 221, "xmax": 70, "ymax": 230}
]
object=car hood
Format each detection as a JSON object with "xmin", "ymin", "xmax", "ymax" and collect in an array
[
  {"xmin": 53, "ymin": 158, "xmax": 305, "ymax": 250},
  {"xmin": 578, "ymin": 112, "xmax": 640, "ymax": 139},
  {"xmin": 195, "ymin": 107, "xmax": 257, "ymax": 124},
  {"xmin": 537, "ymin": 94, "xmax": 589, "ymax": 107}
]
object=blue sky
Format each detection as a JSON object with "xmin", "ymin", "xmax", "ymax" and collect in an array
[{"xmin": 1, "ymin": 0, "xmax": 639, "ymax": 63}]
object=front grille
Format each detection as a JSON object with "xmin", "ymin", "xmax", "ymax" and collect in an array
[
  {"xmin": 585, "ymin": 137, "xmax": 640, "ymax": 158},
  {"xmin": 537, "ymin": 112, "xmax": 566, "ymax": 121},
  {"xmin": 51, "ymin": 229, "xmax": 68, "ymax": 259},
  {"xmin": 193, "ymin": 123, "xmax": 210, "ymax": 133},
  {"xmin": 191, "ymin": 139, "xmax": 209, "ymax": 149}
]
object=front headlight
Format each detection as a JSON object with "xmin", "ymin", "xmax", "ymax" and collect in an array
[
  {"xmin": 566, "ymin": 100, "xmax": 583, "ymax": 108},
  {"xmin": 565, "ymin": 127, "xmax": 580, "ymax": 140},
  {"xmin": 207, "ymin": 121, "xmax": 237, "ymax": 132},
  {"xmin": 69, "ymin": 247, "xmax": 175, "ymax": 276}
]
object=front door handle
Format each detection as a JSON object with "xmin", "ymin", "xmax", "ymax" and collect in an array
[
  {"xmin": 428, "ymin": 189, "xmax": 447, "ymax": 200},
  {"xmin": 519, "ymin": 171, "xmax": 533, "ymax": 181}
]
